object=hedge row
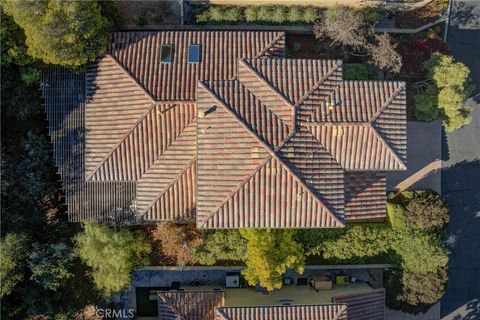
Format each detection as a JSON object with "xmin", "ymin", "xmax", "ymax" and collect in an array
[{"xmin": 195, "ymin": 5, "xmax": 319, "ymax": 25}]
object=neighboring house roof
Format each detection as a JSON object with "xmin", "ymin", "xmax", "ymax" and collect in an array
[
  {"xmin": 215, "ymin": 305, "xmax": 348, "ymax": 320},
  {"xmin": 332, "ymin": 289, "xmax": 386, "ymax": 320},
  {"xmin": 158, "ymin": 291, "xmax": 225, "ymax": 320},
  {"xmin": 41, "ymin": 31, "xmax": 407, "ymax": 225},
  {"xmin": 154, "ymin": 289, "xmax": 386, "ymax": 320}
]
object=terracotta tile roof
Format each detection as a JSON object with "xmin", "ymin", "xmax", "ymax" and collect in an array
[
  {"xmin": 42, "ymin": 31, "xmax": 406, "ymax": 225},
  {"xmin": 158, "ymin": 291, "xmax": 225, "ymax": 320},
  {"xmin": 332, "ymin": 289, "xmax": 386, "ymax": 320},
  {"xmin": 109, "ymin": 31, "xmax": 286, "ymax": 101},
  {"xmin": 215, "ymin": 305, "xmax": 348, "ymax": 320},
  {"xmin": 344, "ymin": 172, "xmax": 387, "ymax": 222},
  {"xmin": 196, "ymin": 59, "xmax": 406, "ymax": 228}
]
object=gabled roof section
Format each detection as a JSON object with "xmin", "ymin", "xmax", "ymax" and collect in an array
[
  {"xmin": 158, "ymin": 291, "xmax": 225, "ymax": 320},
  {"xmin": 202, "ymin": 157, "xmax": 343, "ymax": 228},
  {"xmin": 109, "ymin": 31, "xmax": 286, "ymax": 101},
  {"xmin": 215, "ymin": 305, "xmax": 347, "ymax": 320},
  {"xmin": 333, "ymin": 289, "xmax": 386, "ymax": 320}
]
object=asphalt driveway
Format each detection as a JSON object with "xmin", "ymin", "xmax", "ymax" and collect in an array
[{"xmin": 441, "ymin": 0, "xmax": 480, "ymax": 318}]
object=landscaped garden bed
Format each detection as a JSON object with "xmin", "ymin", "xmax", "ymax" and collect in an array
[
  {"xmin": 395, "ymin": 0, "xmax": 448, "ymax": 29},
  {"xmin": 191, "ymin": 4, "xmax": 320, "ymax": 25}
]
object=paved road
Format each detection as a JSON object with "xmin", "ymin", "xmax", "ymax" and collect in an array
[{"xmin": 441, "ymin": 0, "xmax": 480, "ymax": 319}]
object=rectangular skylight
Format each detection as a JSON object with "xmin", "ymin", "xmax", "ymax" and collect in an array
[
  {"xmin": 188, "ymin": 44, "xmax": 200, "ymax": 63},
  {"xmin": 160, "ymin": 45, "xmax": 173, "ymax": 63}
]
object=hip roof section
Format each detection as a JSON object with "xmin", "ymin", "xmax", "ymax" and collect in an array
[{"xmin": 109, "ymin": 31, "xmax": 286, "ymax": 101}]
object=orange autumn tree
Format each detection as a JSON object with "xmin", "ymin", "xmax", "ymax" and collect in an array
[{"xmin": 153, "ymin": 222, "xmax": 203, "ymax": 266}]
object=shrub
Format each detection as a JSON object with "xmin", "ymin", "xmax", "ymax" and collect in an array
[
  {"xmin": 194, "ymin": 230, "xmax": 246, "ymax": 265},
  {"xmin": 399, "ymin": 267, "xmax": 448, "ymax": 305},
  {"xmin": 343, "ymin": 64, "xmax": 378, "ymax": 80},
  {"xmin": 387, "ymin": 202, "xmax": 407, "ymax": 230},
  {"xmin": 240, "ymin": 229, "xmax": 305, "ymax": 291},
  {"xmin": 302, "ymin": 7, "xmax": 319, "ymax": 23},
  {"xmin": 271, "ymin": 6, "xmax": 286, "ymax": 24},
  {"xmin": 209, "ymin": 6, "xmax": 227, "ymax": 22},
  {"xmin": 321, "ymin": 224, "xmax": 394, "ymax": 263},
  {"xmin": 385, "ymin": 268, "xmax": 448, "ymax": 314},
  {"xmin": 287, "ymin": 6, "xmax": 303, "ymax": 23},
  {"xmin": 75, "ymin": 222, "xmax": 151, "ymax": 297},
  {"xmin": 20, "ymin": 66, "xmax": 40, "ymax": 85},
  {"xmin": 257, "ymin": 6, "xmax": 272, "ymax": 23},
  {"xmin": 224, "ymin": 7, "xmax": 242, "ymax": 23},
  {"xmin": 244, "ymin": 6, "xmax": 258, "ymax": 22},
  {"xmin": 398, "ymin": 38, "xmax": 450, "ymax": 78},
  {"xmin": 294, "ymin": 228, "xmax": 344, "ymax": 256},
  {"xmin": 415, "ymin": 86, "xmax": 441, "ymax": 121},
  {"xmin": 152, "ymin": 222, "xmax": 203, "ymax": 266},
  {"xmin": 392, "ymin": 230, "xmax": 448, "ymax": 273},
  {"xmin": 134, "ymin": 15, "xmax": 148, "ymax": 26}
]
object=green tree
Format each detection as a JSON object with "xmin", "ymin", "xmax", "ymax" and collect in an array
[
  {"xmin": 400, "ymin": 268, "xmax": 448, "ymax": 306},
  {"xmin": 0, "ymin": 233, "xmax": 29, "ymax": 298},
  {"xmin": 415, "ymin": 53, "xmax": 474, "ymax": 132},
  {"xmin": 392, "ymin": 230, "xmax": 448, "ymax": 274},
  {"xmin": 2, "ymin": 0, "xmax": 109, "ymax": 68},
  {"xmin": 28, "ymin": 242, "xmax": 74, "ymax": 291},
  {"xmin": 405, "ymin": 193, "xmax": 449, "ymax": 230},
  {"xmin": 75, "ymin": 222, "xmax": 151, "ymax": 297},
  {"xmin": 240, "ymin": 229, "xmax": 305, "ymax": 291},
  {"xmin": 194, "ymin": 230, "xmax": 247, "ymax": 265}
]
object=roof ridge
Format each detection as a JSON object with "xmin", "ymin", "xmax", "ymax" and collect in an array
[
  {"xmin": 139, "ymin": 157, "xmax": 197, "ymax": 220},
  {"xmin": 254, "ymin": 32, "xmax": 285, "ymax": 58},
  {"xmin": 215, "ymin": 308, "xmax": 230, "ymax": 320},
  {"xmin": 105, "ymin": 54, "xmax": 156, "ymax": 102},
  {"xmin": 238, "ymin": 59, "xmax": 294, "ymax": 109},
  {"xmin": 85, "ymin": 102, "xmax": 156, "ymax": 181},
  {"xmin": 370, "ymin": 81, "xmax": 406, "ymax": 123},
  {"xmin": 294, "ymin": 61, "xmax": 343, "ymax": 108},
  {"xmin": 158, "ymin": 293, "xmax": 186, "ymax": 320},
  {"xmin": 198, "ymin": 83, "xmax": 343, "ymax": 228},
  {"xmin": 368, "ymin": 123, "xmax": 407, "ymax": 170},
  {"xmin": 332, "ymin": 304, "xmax": 348, "ymax": 320}
]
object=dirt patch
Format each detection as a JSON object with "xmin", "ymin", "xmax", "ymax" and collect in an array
[
  {"xmin": 286, "ymin": 34, "xmax": 341, "ymax": 59},
  {"xmin": 114, "ymin": 0, "xmax": 180, "ymax": 25},
  {"xmin": 395, "ymin": 0, "xmax": 447, "ymax": 29}
]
